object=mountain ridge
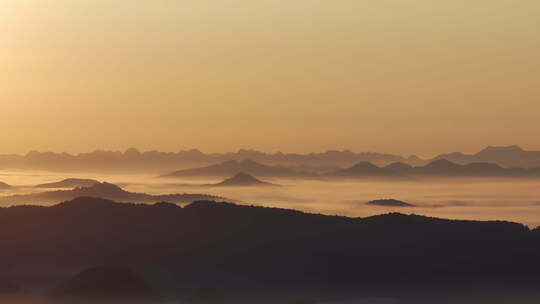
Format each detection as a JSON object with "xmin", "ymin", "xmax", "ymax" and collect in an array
[
  {"xmin": 3, "ymin": 145, "xmax": 540, "ymax": 172},
  {"xmin": 0, "ymin": 182, "xmax": 224, "ymax": 206},
  {"xmin": 35, "ymin": 178, "xmax": 99, "ymax": 189},
  {"xmin": 435, "ymin": 145, "xmax": 540, "ymax": 168},
  {"xmin": 331, "ymin": 158, "xmax": 540, "ymax": 178},
  {"xmin": 0, "ymin": 197, "xmax": 537, "ymax": 301}
]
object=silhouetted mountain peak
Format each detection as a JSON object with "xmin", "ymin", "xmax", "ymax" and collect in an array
[
  {"xmin": 35, "ymin": 178, "xmax": 99, "ymax": 189},
  {"xmin": 476, "ymin": 145, "xmax": 524, "ymax": 156},
  {"xmin": 424, "ymin": 159, "xmax": 461, "ymax": 169},
  {"xmin": 332, "ymin": 161, "xmax": 392, "ymax": 177},
  {"xmin": 213, "ymin": 172, "xmax": 275, "ymax": 187},
  {"xmin": 367, "ymin": 199, "xmax": 415, "ymax": 207},
  {"xmin": 124, "ymin": 147, "xmax": 142, "ymax": 157}
]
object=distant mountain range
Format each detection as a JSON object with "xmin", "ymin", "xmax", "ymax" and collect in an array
[
  {"xmin": 434, "ymin": 145, "xmax": 540, "ymax": 168},
  {"xmin": 0, "ymin": 182, "xmax": 12, "ymax": 190},
  {"xmin": 0, "ymin": 148, "xmax": 412, "ymax": 172},
  {"xmin": 0, "ymin": 182, "xmax": 223, "ymax": 205},
  {"xmin": 1, "ymin": 197, "xmax": 539, "ymax": 302},
  {"xmin": 331, "ymin": 159, "xmax": 540, "ymax": 179},
  {"xmin": 2, "ymin": 145, "xmax": 540, "ymax": 173},
  {"xmin": 161, "ymin": 158, "xmax": 540, "ymax": 179}
]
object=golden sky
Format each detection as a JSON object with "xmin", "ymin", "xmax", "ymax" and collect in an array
[{"xmin": 1, "ymin": 0, "xmax": 539, "ymax": 156}]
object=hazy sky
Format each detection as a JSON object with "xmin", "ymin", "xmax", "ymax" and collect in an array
[{"xmin": 1, "ymin": 1, "xmax": 539, "ymax": 156}]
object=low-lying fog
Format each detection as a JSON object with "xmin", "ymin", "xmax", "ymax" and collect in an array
[{"xmin": 2, "ymin": 170, "xmax": 540, "ymax": 227}]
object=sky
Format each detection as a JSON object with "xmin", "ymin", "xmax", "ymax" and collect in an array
[{"xmin": 1, "ymin": 0, "xmax": 540, "ymax": 157}]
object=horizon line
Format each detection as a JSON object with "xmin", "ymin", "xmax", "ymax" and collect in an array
[{"xmin": 0, "ymin": 144, "xmax": 532, "ymax": 160}]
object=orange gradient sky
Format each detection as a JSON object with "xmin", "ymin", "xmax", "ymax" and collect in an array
[{"xmin": 1, "ymin": 1, "xmax": 539, "ymax": 156}]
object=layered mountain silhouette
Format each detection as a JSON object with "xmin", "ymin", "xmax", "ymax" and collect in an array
[
  {"xmin": 161, "ymin": 159, "xmax": 309, "ymax": 178},
  {"xmin": 330, "ymin": 159, "xmax": 540, "ymax": 179},
  {"xmin": 3, "ymin": 145, "xmax": 540, "ymax": 173},
  {"xmin": 1, "ymin": 197, "xmax": 539, "ymax": 302},
  {"xmin": 208, "ymin": 173, "xmax": 279, "ymax": 187},
  {"xmin": 0, "ymin": 148, "xmax": 414, "ymax": 172},
  {"xmin": 35, "ymin": 178, "xmax": 99, "ymax": 189},
  {"xmin": 53, "ymin": 265, "xmax": 157, "ymax": 301},
  {"xmin": 435, "ymin": 145, "xmax": 540, "ymax": 168},
  {"xmin": 367, "ymin": 199, "xmax": 415, "ymax": 207},
  {"xmin": 0, "ymin": 182, "xmax": 223, "ymax": 205}
]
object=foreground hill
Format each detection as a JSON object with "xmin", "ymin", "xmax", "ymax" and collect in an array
[
  {"xmin": 161, "ymin": 159, "xmax": 310, "ymax": 178},
  {"xmin": 0, "ymin": 197, "xmax": 539, "ymax": 302},
  {"xmin": 0, "ymin": 182, "xmax": 224, "ymax": 205},
  {"xmin": 35, "ymin": 178, "xmax": 99, "ymax": 189},
  {"xmin": 331, "ymin": 159, "xmax": 540, "ymax": 179}
]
